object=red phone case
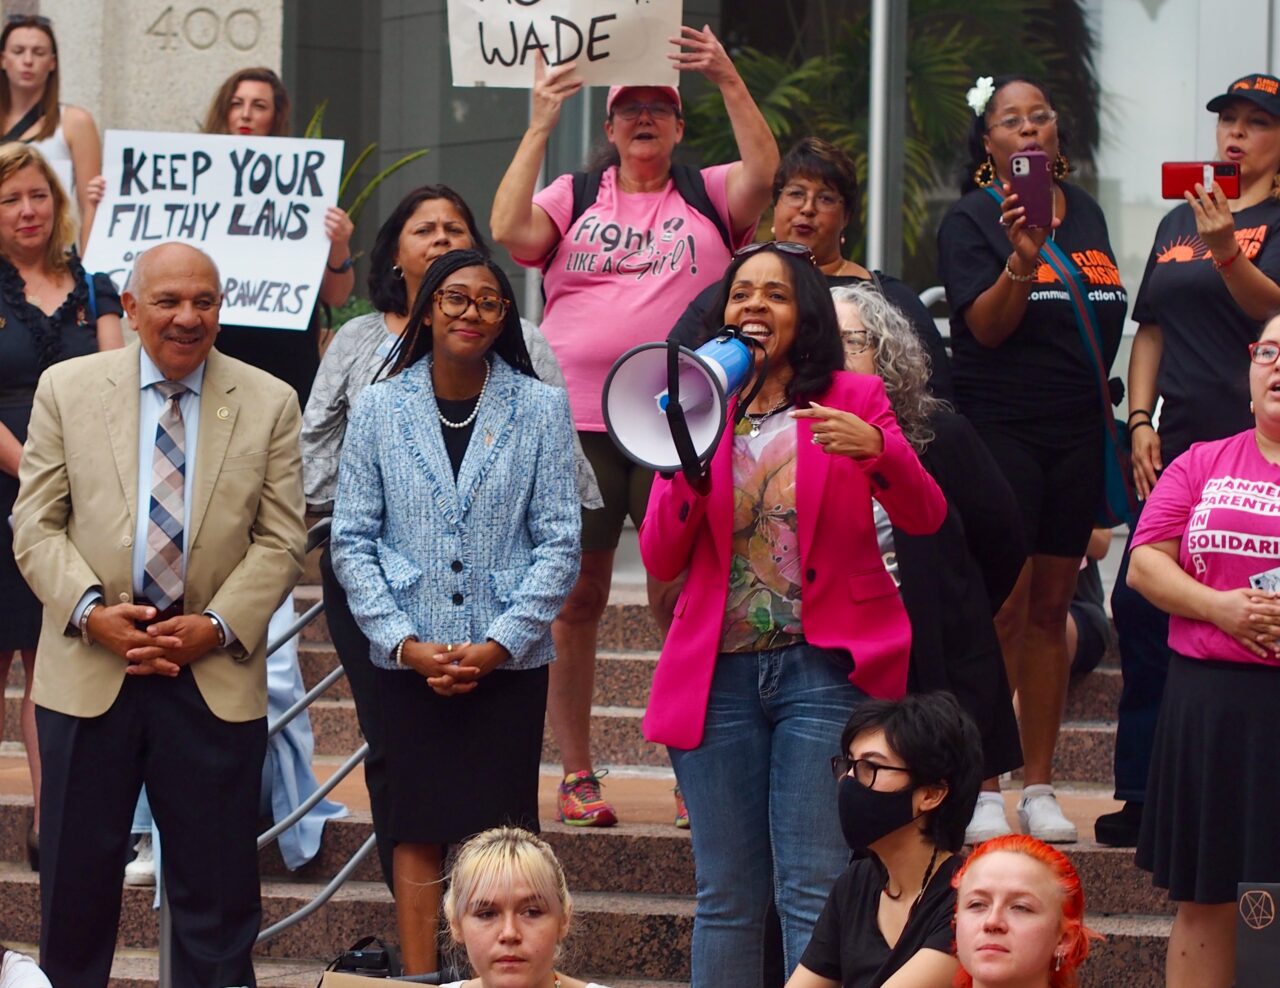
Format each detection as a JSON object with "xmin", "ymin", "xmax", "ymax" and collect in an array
[
  {"xmin": 1162, "ymin": 162, "xmax": 1241, "ymax": 199},
  {"xmin": 1008, "ymin": 150, "xmax": 1053, "ymax": 228}
]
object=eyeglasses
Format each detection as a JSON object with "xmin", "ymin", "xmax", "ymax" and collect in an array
[
  {"xmin": 779, "ymin": 186, "xmax": 844, "ymax": 212},
  {"xmin": 988, "ymin": 109, "xmax": 1058, "ymax": 132},
  {"xmin": 612, "ymin": 101, "xmax": 679, "ymax": 122},
  {"xmin": 830, "ymin": 755, "xmax": 913, "ymax": 787},
  {"xmin": 841, "ymin": 330, "xmax": 871, "ymax": 355},
  {"xmin": 5, "ymin": 14, "xmax": 52, "ymax": 28},
  {"xmin": 433, "ymin": 289, "xmax": 509, "ymax": 324},
  {"xmin": 1250, "ymin": 341, "xmax": 1280, "ymax": 364},
  {"xmin": 734, "ymin": 241, "xmax": 817, "ymax": 264}
]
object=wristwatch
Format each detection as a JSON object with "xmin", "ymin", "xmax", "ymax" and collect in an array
[{"xmin": 326, "ymin": 256, "xmax": 355, "ymax": 274}]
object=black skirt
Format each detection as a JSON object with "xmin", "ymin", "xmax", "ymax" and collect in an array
[
  {"xmin": 375, "ymin": 661, "xmax": 548, "ymax": 845},
  {"xmin": 1136, "ymin": 652, "xmax": 1280, "ymax": 904}
]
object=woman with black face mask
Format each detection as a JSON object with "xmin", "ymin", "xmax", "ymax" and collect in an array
[{"xmin": 787, "ymin": 692, "xmax": 983, "ymax": 988}]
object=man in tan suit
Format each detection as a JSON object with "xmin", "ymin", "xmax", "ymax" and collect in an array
[{"xmin": 13, "ymin": 242, "xmax": 306, "ymax": 987}]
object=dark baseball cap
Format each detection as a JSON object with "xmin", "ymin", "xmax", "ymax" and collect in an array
[{"xmin": 1206, "ymin": 73, "xmax": 1280, "ymax": 116}]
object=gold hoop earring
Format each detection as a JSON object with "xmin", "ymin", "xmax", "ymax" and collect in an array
[
  {"xmin": 1053, "ymin": 152, "xmax": 1071, "ymax": 180},
  {"xmin": 973, "ymin": 156, "xmax": 996, "ymax": 188}
]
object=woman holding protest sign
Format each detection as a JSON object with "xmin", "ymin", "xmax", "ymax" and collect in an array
[
  {"xmin": 490, "ymin": 28, "xmax": 779, "ymax": 827},
  {"xmin": 0, "ymin": 14, "xmax": 103, "ymax": 251},
  {"xmin": 0, "ymin": 143, "xmax": 123, "ymax": 870},
  {"xmin": 199, "ymin": 66, "xmax": 354, "ymax": 406}
]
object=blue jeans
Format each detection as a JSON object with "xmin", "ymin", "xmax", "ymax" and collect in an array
[{"xmin": 668, "ymin": 643, "xmax": 866, "ymax": 988}]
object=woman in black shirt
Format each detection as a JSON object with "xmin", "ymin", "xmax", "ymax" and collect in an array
[
  {"xmin": 788, "ymin": 692, "xmax": 982, "ymax": 988},
  {"xmin": 937, "ymin": 75, "xmax": 1127, "ymax": 844}
]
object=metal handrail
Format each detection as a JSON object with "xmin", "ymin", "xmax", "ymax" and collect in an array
[{"xmin": 159, "ymin": 517, "xmax": 375, "ymax": 983}]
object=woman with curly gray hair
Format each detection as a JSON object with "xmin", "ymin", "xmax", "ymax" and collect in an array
[{"xmin": 832, "ymin": 283, "xmax": 1025, "ymax": 842}]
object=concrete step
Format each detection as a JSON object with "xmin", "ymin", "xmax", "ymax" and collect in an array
[
  {"xmin": 0, "ymin": 793, "xmax": 1168, "ymax": 918},
  {"xmin": 296, "ymin": 646, "xmax": 1124, "ymax": 730},
  {"xmin": 0, "ymin": 862, "xmax": 695, "ymax": 981}
]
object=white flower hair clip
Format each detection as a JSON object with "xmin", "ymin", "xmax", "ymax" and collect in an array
[{"xmin": 966, "ymin": 76, "xmax": 995, "ymax": 116}]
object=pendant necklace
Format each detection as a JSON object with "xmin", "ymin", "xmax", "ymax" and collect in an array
[{"xmin": 740, "ymin": 396, "xmax": 791, "ymax": 438}]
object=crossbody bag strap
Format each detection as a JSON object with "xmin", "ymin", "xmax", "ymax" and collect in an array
[{"xmin": 4, "ymin": 103, "xmax": 44, "ymax": 144}]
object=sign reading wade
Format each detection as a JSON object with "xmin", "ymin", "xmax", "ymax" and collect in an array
[
  {"xmin": 447, "ymin": 0, "xmax": 681, "ymax": 88},
  {"xmin": 84, "ymin": 130, "xmax": 344, "ymax": 332}
]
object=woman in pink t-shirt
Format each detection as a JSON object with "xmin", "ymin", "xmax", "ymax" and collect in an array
[
  {"xmin": 1127, "ymin": 314, "xmax": 1280, "ymax": 988},
  {"xmin": 490, "ymin": 28, "xmax": 779, "ymax": 827}
]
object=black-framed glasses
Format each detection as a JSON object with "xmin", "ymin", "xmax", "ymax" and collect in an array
[
  {"xmin": 612, "ymin": 101, "xmax": 679, "ymax": 122},
  {"xmin": 1250, "ymin": 341, "xmax": 1280, "ymax": 365},
  {"xmin": 433, "ymin": 289, "xmax": 509, "ymax": 324},
  {"xmin": 830, "ymin": 755, "xmax": 913, "ymax": 786},
  {"xmin": 779, "ymin": 186, "xmax": 844, "ymax": 212},
  {"xmin": 988, "ymin": 109, "xmax": 1058, "ymax": 133},
  {"xmin": 734, "ymin": 240, "xmax": 817, "ymax": 264},
  {"xmin": 5, "ymin": 14, "xmax": 52, "ymax": 28}
]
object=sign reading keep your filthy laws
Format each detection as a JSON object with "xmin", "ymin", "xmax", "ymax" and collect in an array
[{"xmin": 83, "ymin": 130, "xmax": 344, "ymax": 332}]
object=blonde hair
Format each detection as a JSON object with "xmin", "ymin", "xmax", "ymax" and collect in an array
[
  {"xmin": 443, "ymin": 827, "xmax": 573, "ymax": 941},
  {"xmin": 830, "ymin": 282, "xmax": 949, "ymax": 453},
  {"xmin": 0, "ymin": 143, "xmax": 74, "ymax": 271}
]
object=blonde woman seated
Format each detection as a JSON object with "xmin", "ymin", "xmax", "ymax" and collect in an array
[{"xmin": 440, "ymin": 827, "xmax": 612, "ymax": 988}]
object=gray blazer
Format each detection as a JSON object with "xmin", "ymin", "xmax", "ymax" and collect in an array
[{"xmin": 330, "ymin": 356, "xmax": 580, "ymax": 670}]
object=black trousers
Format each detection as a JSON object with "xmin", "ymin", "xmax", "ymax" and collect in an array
[
  {"xmin": 37, "ymin": 667, "xmax": 266, "ymax": 988},
  {"xmin": 320, "ymin": 545, "xmax": 393, "ymax": 891}
]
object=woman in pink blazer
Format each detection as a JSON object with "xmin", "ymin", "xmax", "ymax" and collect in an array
[{"xmin": 639, "ymin": 242, "xmax": 947, "ymax": 986}]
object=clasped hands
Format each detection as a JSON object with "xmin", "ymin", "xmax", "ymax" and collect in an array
[
  {"xmin": 399, "ymin": 639, "xmax": 511, "ymax": 696},
  {"xmin": 87, "ymin": 603, "xmax": 220, "ymax": 677},
  {"xmin": 1211, "ymin": 588, "xmax": 1280, "ymax": 659}
]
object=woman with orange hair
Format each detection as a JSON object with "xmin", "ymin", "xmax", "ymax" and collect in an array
[{"xmin": 951, "ymin": 834, "xmax": 1101, "ymax": 988}]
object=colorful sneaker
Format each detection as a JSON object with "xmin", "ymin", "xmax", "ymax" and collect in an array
[
  {"xmin": 674, "ymin": 785, "xmax": 690, "ymax": 830},
  {"xmin": 557, "ymin": 769, "xmax": 618, "ymax": 827}
]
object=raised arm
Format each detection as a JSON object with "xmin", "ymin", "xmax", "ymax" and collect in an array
[
  {"xmin": 490, "ymin": 54, "xmax": 583, "ymax": 261},
  {"xmin": 1187, "ymin": 181, "xmax": 1280, "ymax": 319},
  {"xmin": 670, "ymin": 24, "xmax": 779, "ymax": 237},
  {"xmin": 63, "ymin": 105, "xmax": 102, "ymax": 253}
]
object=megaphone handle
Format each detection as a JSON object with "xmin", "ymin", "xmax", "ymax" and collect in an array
[{"xmin": 664, "ymin": 337, "xmax": 710, "ymax": 487}]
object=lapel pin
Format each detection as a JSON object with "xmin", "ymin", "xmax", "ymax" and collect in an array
[
  {"xmin": 217, "ymin": 406, "xmax": 231, "ymax": 420},
  {"xmin": 485, "ymin": 429, "xmax": 494, "ymax": 446}
]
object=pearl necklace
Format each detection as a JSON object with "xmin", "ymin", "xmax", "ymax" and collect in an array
[{"xmin": 435, "ymin": 358, "xmax": 490, "ymax": 430}]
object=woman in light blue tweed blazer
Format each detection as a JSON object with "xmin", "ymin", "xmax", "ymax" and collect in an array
[{"xmin": 330, "ymin": 249, "xmax": 580, "ymax": 975}]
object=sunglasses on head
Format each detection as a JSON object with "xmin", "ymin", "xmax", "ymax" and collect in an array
[
  {"xmin": 5, "ymin": 14, "xmax": 52, "ymax": 28},
  {"xmin": 733, "ymin": 241, "xmax": 817, "ymax": 264}
]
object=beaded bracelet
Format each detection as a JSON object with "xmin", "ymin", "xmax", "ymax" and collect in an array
[{"xmin": 1004, "ymin": 258, "xmax": 1036, "ymax": 283}]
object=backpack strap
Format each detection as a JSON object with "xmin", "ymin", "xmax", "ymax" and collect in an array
[
  {"xmin": 670, "ymin": 163, "xmax": 733, "ymax": 251},
  {"xmin": 540, "ymin": 170, "xmax": 605, "ymax": 281}
]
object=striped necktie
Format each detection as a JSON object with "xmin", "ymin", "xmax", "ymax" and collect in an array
[{"xmin": 142, "ymin": 381, "xmax": 188, "ymax": 611}]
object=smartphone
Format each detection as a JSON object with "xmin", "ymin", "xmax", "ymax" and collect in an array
[
  {"xmin": 1009, "ymin": 150, "xmax": 1053, "ymax": 228},
  {"xmin": 1162, "ymin": 161, "xmax": 1241, "ymax": 200}
]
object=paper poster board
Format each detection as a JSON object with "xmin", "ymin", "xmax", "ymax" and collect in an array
[
  {"xmin": 447, "ymin": 0, "xmax": 682, "ymax": 88},
  {"xmin": 83, "ymin": 130, "xmax": 344, "ymax": 332}
]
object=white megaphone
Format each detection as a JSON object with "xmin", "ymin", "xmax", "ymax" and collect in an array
[{"xmin": 602, "ymin": 329, "xmax": 762, "ymax": 475}]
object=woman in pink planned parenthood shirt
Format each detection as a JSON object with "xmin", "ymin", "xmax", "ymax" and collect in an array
[
  {"xmin": 1127, "ymin": 313, "xmax": 1280, "ymax": 988},
  {"xmin": 490, "ymin": 26, "xmax": 779, "ymax": 828}
]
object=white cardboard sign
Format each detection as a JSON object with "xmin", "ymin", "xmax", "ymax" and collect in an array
[
  {"xmin": 447, "ymin": 0, "xmax": 682, "ymax": 88},
  {"xmin": 83, "ymin": 130, "xmax": 344, "ymax": 332}
]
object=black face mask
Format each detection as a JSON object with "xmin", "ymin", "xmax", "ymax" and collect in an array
[{"xmin": 837, "ymin": 773, "xmax": 919, "ymax": 851}]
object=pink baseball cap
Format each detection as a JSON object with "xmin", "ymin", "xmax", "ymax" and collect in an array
[{"xmin": 606, "ymin": 85, "xmax": 682, "ymax": 116}]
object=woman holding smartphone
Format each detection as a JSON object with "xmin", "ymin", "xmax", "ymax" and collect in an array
[
  {"xmin": 1099, "ymin": 72, "xmax": 1280, "ymax": 850},
  {"xmin": 936, "ymin": 74, "xmax": 1127, "ymax": 844}
]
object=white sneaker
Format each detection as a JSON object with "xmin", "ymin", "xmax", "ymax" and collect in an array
[
  {"xmin": 124, "ymin": 835, "xmax": 156, "ymax": 886},
  {"xmin": 1016, "ymin": 785, "xmax": 1078, "ymax": 843},
  {"xmin": 965, "ymin": 793, "xmax": 1014, "ymax": 844}
]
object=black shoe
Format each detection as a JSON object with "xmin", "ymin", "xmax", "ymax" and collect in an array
[{"xmin": 1094, "ymin": 801, "xmax": 1143, "ymax": 847}]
